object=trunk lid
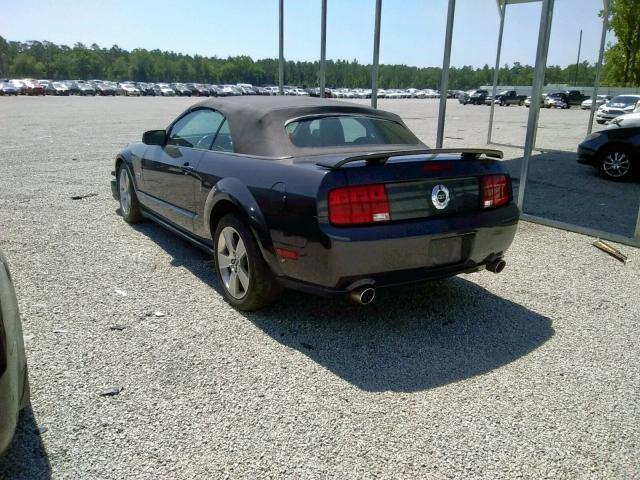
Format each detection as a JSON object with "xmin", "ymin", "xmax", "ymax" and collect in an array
[{"xmin": 316, "ymin": 149, "xmax": 509, "ymax": 222}]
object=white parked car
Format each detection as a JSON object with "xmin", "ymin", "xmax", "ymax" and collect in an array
[
  {"xmin": 596, "ymin": 95, "xmax": 640, "ymax": 124},
  {"xmin": 120, "ymin": 83, "xmax": 141, "ymax": 96},
  {"xmin": 157, "ymin": 84, "xmax": 176, "ymax": 96},
  {"xmin": 581, "ymin": 95, "xmax": 612, "ymax": 110},
  {"xmin": 607, "ymin": 112, "xmax": 640, "ymax": 129}
]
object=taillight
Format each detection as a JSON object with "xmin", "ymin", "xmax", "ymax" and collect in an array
[
  {"xmin": 328, "ymin": 184, "xmax": 391, "ymax": 226},
  {"xmin": 481, "ymin": 175, "xmax": 509, "ymax": 209}
]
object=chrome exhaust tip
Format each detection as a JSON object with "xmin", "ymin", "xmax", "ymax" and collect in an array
[
  {"xmin": 350, "ymin": 287, "xmax": 376, "ymax": 305},
  {"xmin": 486, "ymin": 259, "xmax": 506, "ymax": 274}
]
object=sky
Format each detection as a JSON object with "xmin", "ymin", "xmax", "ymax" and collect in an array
[{"xmin": 1, "ymin": 0, "xmax": 615, "ymax": 68}]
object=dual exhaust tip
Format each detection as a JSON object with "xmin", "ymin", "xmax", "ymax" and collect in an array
[
  {"xmin": 486, "ymin": 258, "xmax": 506, "ymax": 274},
  {"xmin": 350, "ymin": 287, "xmax": 376, "ymax": 305},
  {"xmin": 348, "ymin": 259, "xmax": 505, "ymax": 305}
]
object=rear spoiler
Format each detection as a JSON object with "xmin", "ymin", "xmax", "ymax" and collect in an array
[{"xmin": 316, "ymin": 148, "xmax": 503, "ymax": 170}]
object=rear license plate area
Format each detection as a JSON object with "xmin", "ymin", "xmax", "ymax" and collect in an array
[{"xmin": 426, "ymin": 236, "xmax": 466, "ymax": 267}]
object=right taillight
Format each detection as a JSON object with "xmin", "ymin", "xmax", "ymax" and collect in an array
[
  {"xmin": 328, "ymin": 184, "xmax": 391, "ymax": 226},
  {"xmin": 481, "ymin": 175, "xmax": 509, "ymax": 209}
]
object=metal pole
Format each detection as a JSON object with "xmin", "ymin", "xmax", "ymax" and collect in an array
[
  {"xmin": 487, "ymin": 0, "xmax": 506, "ymax": 145},
  {"xmin": 574, "ymin": 29, "xmax": 583, "ymax": 86},
  {"xmin": 588, "ymin": 0, "xmax": 609, "ymax": 135},
  {"xmin": 319, "ymin": 0, "xmax": 327, "ymax": 97},
  {"xmin": 518, "ymin": 0, "xmax": 554, "ymax": 210},
  {"xmin": 635, "ymin": 202, "xmax": 640, "ymax": 240},
  {"xmin": 278, "ymin": 0, "xmax": 284, "ymax": 95},
  {"xmin": 436, "ymin": 0, "xmax": 456, "ymax": 148},
  {"xmin": 533, "ymin": 0, "xmax": 554, "ymax": 150},
  {"xmin": 371, "ymin": 0, "xmax": 382, "ymax": 108}
]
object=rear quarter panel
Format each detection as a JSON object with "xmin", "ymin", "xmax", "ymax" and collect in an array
[{"xmin": 193, "ymin": 152, "xmax": 333, "ymax": 272}]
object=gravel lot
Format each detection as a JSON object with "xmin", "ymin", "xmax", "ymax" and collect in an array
[{"xmin": 0, "ymin": 97, "xmax": 639, "ymax": 479}]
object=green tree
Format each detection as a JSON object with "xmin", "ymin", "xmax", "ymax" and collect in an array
[{"xmin": 603, "ymin": 0, "xmax": 640, "ymax": 86}]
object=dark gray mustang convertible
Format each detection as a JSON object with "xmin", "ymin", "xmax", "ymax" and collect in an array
[{"xmin": 111, "ymin": 97, "xmax": 519, "ymax": 310}]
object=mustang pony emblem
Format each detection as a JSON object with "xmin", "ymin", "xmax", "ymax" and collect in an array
[{"xmin": 431, "ymin": 184, "xmax": 450, "ymax": 210}]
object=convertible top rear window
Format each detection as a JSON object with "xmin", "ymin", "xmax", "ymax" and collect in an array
[{"xmin": 285, "ymin": 116, "xmax": 420, "ymax": 148}]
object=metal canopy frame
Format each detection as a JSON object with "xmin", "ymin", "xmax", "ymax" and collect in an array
[{"xmin": 278, "ymin": 0, "xmax": 639, "ymax": 244}]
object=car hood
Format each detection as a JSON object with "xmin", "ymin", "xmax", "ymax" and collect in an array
[{"xmin": 607, "ymin": 112, "xmax": 640, "ymax": 128}]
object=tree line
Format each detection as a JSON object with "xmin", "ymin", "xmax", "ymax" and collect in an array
[
  {"xmin": 603, "ymin": 0, "xmax": 640, "ymax": 87},
  {"xmin": 0, "ymin": 36, "xmax": 622, "ymax": 90}
]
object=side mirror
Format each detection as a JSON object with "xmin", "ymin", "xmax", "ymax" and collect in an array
[{"xmin": 142, "ymin": 129, "xmax": 166, "ymax": 145}]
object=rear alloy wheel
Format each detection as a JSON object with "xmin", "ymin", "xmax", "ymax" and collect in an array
[
  {"xmin": 118, "ymin": 166, "xmax": 143, "ymax": 223},
  {"xmin": 214, "ymin": 214, "xmax": 282, "ymax": 311},
  {"xmin": 599, "ymin": 147, "xmax": 633, "ymax": 181}
]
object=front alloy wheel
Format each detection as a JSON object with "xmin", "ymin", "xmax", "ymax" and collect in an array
[{"xmin": 600, "ymin": 149, "xmax": 633, "ymax": 181}]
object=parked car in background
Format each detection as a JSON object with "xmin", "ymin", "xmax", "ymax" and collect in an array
[
  {"xmin": 459, "ymin": 89, "xmax": 489, "ymax": 105},
  {"xmin": 0, "ymin": 82, "xmax": 18, "ymax": 96},
  {"xmin": 486, "ymin": 90, "xmax": 526, "ymax": 106},
  {"xmin": 156, "ymin": 84, "xmax": 176, "ymax": 96},
  {"xmin": 63, "ymin": 80, "xmax": 80, "ymax": 95},
  {"xmin": 581, "ymin": 95, "xmax": 612, "ymax": 110},
  {"xmin": 524, "ymin": 94, "xmax": 547, "ymax": 108},
  {"xmin": 596, "ymin": 95, "xmax": 640, "ymax": 124},
  {"xmin": 111, "ymin": 96, "xmax": 518, "ymax": 311},
  {"xmin": 545, "ymin": 90, "xmax": 588, "ymax": 108},
  {"xmin": 94, "ymin": 82, "xmax": 116, "ymax": 96},
  {"xmin": 171, "ymin": 83, "xmax": 192, "ymax": 96},
  {"xmin": 76, "ymin": 81, "xmax": 96, "ymax": 96},
  {"xmin": 545, "ymin": 92, "xmax": 570, "ymax": 109},
  {"xmin": 45, "ymin": 81, "xmax": 70, "ymax": 96},
  {"xmin": 120, "ymin": 83, "xmax": 141, "ymax": 96},
  {"xmin": 22, "ymin": 79, "xmax": 44, "ymax": 96},
  {"xmin": 9, "ymin": 80, "xmax": 27, "ymax": 95},
  {"xmin": 0, "ymin": 250, "xmax": 30, "ymax": 455},
  {"xmin": 578, "ymin": 118, "xmax": 639, "ymax": 181}
]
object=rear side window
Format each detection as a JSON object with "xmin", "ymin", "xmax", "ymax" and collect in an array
[{"xmin": 285, "ymin": 116, "xmax": 420, "ymax": 148}]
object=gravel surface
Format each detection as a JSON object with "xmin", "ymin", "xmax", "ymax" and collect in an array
[{"xmin": 0, "ymin": 97, "xmax": 638, "ymax": 479}]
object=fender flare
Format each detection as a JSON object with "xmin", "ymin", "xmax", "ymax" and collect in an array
[{"xmin": 202, "ymin": 177, "xmax": 279, "ymax": 272}]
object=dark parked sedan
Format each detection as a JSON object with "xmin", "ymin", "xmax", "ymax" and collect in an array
[
  {"xmin": 578, "ymin": 122, "xmax": 639, "ymax": 181},
  {"xmin": 111, "ymin": 97, "xmax": 519, "ymax": 310},
  {"xmin": 0, "ymin": 250, "xmax": 30, "ymax": 455},
  {"xmin": 0, "ymin": 82, "xmax": 18, "ymax": 96},
  {"xmin": 45, "ymin": 81, "xmax": 70, "ymax": 96}
]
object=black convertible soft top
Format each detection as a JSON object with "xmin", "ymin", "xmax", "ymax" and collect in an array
[{"xmin": 187, "ymin": 96, "xmax": 425, "ymax": 157}]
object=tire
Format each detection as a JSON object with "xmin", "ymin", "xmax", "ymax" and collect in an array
[
  {"xmin": 598, "ymin": 146, "xmax": 634, "ymax": 181},
  {"xmin": 117, "ymin": 165, "xmax": 143, "ymax": 223},
  {"xmin": 213, "ymin": 213, "xmax": 282, "ymax": 311},
  {"xmin": 518, "ymin": 100, "xmax": 524, "ymax": 106}
]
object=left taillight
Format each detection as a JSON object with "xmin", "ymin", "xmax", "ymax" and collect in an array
[
  {"xmin": 328, "ymin": 184, "xmax": 391, "ymax": 226},
  {"xmin": 481, "ymin": 175, "xmax": 510, "ymax": 209}
]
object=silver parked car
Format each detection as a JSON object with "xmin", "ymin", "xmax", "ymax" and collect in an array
[
  {"xmin": 0, "ymin": 250, "xmax": 29, "ymax": 455},
  {"xmin": 596, "ymin": 95, "xmax": 640, "ymax": 124}
]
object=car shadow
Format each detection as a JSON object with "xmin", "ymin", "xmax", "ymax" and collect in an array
[
  {"xmin": 503, "ymin": 152, "xmax": 639, "ymax": 238},
  {"xmin": 0, "ymin": 407, "xmax": 51, "ymax": 479},
  {"xmin": 131, "ymin": 219, "xmax": 554, "ymax": 393}
]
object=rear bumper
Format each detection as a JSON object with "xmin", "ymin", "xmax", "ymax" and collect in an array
[{"xmin": 274, "ymin": 204, "xmax": 520, "ymax": 294}]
